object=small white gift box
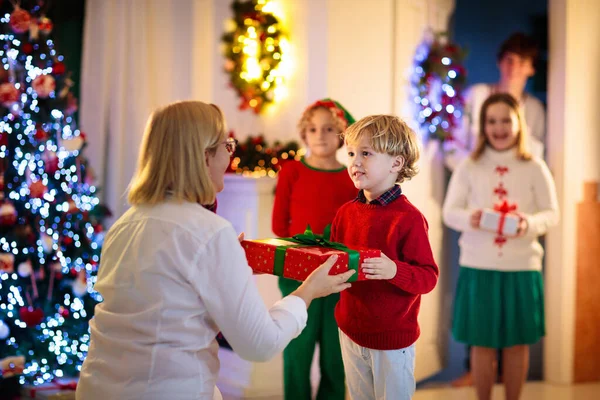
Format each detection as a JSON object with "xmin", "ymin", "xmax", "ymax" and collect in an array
[{"xmin": 480, "ymin": 208, "xmax": 519, "ymax": 236}]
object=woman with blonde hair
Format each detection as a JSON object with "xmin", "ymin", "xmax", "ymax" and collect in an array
[{"xmin": 76, "ymin": 101, "xmax": 355, "ymax": 400}]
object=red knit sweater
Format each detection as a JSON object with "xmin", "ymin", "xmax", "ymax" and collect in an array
[
  {"xmin": 272, "ymin": 159, "xmax": 357, "ymax": 237},
  {"xmin": 331, "ymin": 195, "xmax": 439, "ymax": 350}
]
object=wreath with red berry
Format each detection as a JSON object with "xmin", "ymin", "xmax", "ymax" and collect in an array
[
  {"xmin": 412, "ymin": 33, "xmax": 467, "ymax": 142},
  {"xmin": 221, "ymin": 0, "xmax": 288, "ymax": 114}
]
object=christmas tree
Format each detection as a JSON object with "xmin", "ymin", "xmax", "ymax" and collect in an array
[{"xmin": 0, "ymin": 1, "xmax": 108, "ymax": 385}]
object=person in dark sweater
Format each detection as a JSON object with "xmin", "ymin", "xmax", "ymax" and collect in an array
[{"xmin": 331, "ymin": 115, "xmax": 439, "ymax": 400}]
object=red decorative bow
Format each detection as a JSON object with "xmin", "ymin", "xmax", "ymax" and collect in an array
[
  {"xmin": 495, "ymin": 165, "xmax": 509, "ymax": 176},
  {"xmin": 493, "ymin": 183, "xmax": 507, "ymax": 199},
  {"xmin": 493, "ymin": 200, "xmax": 518, "ymax": 236},
  {"xmin": 494, "ymin": 200, "xmax": 517, "ymax": 214},
  {"xmin": 307, "ymin": 100, "xmax": 346, "ymax": 125}
]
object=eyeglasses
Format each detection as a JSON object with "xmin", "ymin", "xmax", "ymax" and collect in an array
[{"xmin": 223, "ymin": 137, "xmax": 238, "ymax": 155}]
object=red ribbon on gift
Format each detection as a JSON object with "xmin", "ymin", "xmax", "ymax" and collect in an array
[
  {"xmin": 1, "ymin": 364, "xmax": 24, "ymax": 376},
  {"xmin": 493, "ymin": 200, "xmax": 518, "ymax": 235},
  {"xmin": 27, "ymin": 380, "xmax": 78, "ymax": 398}
]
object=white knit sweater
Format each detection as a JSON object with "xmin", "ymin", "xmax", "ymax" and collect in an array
[{"xmin": 442, "ymin": 147, "xmax": 559, "ymax": 271}]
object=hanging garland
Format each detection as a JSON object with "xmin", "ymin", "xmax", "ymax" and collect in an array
[
  {"xmin": 226, "ymin": 132, "xmax": 301, "ymax": 177},
  {"xmin": 412, "ymin": 32, "xmax": 467, "ymax": 142},
  {"xmin": 221, "ymin": 0, "xmax": 289, "ymax": 114}
]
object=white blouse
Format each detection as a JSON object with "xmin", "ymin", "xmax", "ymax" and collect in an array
[{"xmin": 76, "ymin": 200, "xmax": 307, "ymax": 400}]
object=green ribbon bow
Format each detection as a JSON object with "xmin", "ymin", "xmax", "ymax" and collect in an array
[{"xmin": 274, "ymin": 225, "xmax": 360, "ymax": 282}]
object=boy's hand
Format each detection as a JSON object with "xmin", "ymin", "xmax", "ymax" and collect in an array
[
  {"xmin": 238, "ymin": 232, "xmax": 245, "ymax": 242},
  {"xmin": 362, "ymin": 253, "xmax": 397, "ymax": 280}
]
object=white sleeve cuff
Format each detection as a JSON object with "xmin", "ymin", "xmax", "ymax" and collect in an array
[{"xmin": 272, "ymin": 295, "xmax": 308, "ymax": 333}]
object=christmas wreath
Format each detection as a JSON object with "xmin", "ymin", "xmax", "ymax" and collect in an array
[
  {"xmin": 412, "ymin": 33, "xmax": 467, "ymax": 142},
  {"xmin": 221, "ymin": 0, "xmax": 289, "ymax": 114}
]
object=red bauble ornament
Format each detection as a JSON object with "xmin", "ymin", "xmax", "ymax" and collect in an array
[
  {"xmin": 0, "ymin": 82, "xmax": 20, "ymax": 107},
  {"xmin": 59, "ymin": 306, "xmax": 69, "ymax": 318},
  {"xmin": 34, "ymin": 127, "xmax": 48, "ymax": 141},
  {"xmin": 42, "ymin": 151, "xmax": 59, "ymax": 174},
  {"xmin": 19, "ymin": 306, "xmax": 45, "ymax": 327},
  {"xmin": 0, "ymin": 202, "xmax": 17, "ymax": 226},
  {"xmin": 0, "ymin": 253, "xmax": 15, "ymax": 273},
  {"xmin": 32, "ymin": 75, "xmax": 56, "ymax": 98},
  {"xmin": 52, "ymin": 62, "xmax": 66, "ymax": 75},
  {"xmin": 9, "ymin": 7, "xmax": 31, "ymax": 34},
  {"xmin": 21, "ymin": 43, "xmax": 33, "ymax": 54},
  {"xmin": 29, "ymin": 180, "xmax": 47, "ymax": 198}
]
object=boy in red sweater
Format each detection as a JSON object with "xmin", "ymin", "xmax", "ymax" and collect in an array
[
  {"xmin": 272, "ymin": 99, "xmax": 358, "ymax": 400},
  {"xmin": 331, "ymin": 115, "xmax": 439, "ymax": 400}
]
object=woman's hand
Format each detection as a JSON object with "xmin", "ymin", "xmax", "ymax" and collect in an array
[
  {"xmin": 470, "ymin": 209, "xmax": 482, "ymax": 229},
  {"xmin": 238, "ymin": 232, "xmax": 245, "ymax": 242},
  {"xmin": 291, "ymin": 255, "xmax": 354, "ymax": 308}
]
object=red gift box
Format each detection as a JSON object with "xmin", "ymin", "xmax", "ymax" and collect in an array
[
  {"xmin": 242, "ymin": 237, "xmax": 379, "ymax": 282},
  {"xmin": 21, "ymin": 379, "xmax": 77, "ymax": 399}
]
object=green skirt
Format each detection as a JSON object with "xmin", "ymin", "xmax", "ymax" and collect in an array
[{"xmin": 452, "ymin": 266, "xmax": 545, "ymax": 348}]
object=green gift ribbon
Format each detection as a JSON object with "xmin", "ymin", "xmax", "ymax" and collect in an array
[{"xmin": 273, "ymin": 225, "xmax": 360, "ymax": 282}]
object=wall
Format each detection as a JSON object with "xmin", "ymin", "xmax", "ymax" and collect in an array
[
  {"xmin": 452, "ymin": 0, "xmax": 548, "ymax": 101},
  {"xmin": 545, "ymin": 0, "xmax": 600, "ymax": 384}
]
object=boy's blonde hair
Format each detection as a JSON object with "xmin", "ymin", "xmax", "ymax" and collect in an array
[
  {"xmin": 471, "ymin": 93, "xmax": 532, "ymax": 161},
  {"xmin": 344, "ymin": 115, "xmax": 420, "ymax": 183},
  {"xmin": 128, "ymin": 101, "xmax": 227, "ymax": 206}
]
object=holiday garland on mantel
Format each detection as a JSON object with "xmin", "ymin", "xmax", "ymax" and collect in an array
[
  {"xmin": 221, "ymin": 0, "xmax": 290, "ymax": 114},
  {"xmin": 226, "ymin": 132, "xmax": 301, "ymax": 177},
  {"xmin": 412, "ymin": 32, "xmax": 467, "ymax": 142}
]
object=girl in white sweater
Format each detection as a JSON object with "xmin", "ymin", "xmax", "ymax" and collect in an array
[{"xmin": 443, "ymin": 93, "xmax": 559, "ymax": 400}]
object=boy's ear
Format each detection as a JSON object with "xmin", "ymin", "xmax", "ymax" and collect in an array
[{"xmin": 391, "ymin": 155, "xmax": 404, "ymax": 173}]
